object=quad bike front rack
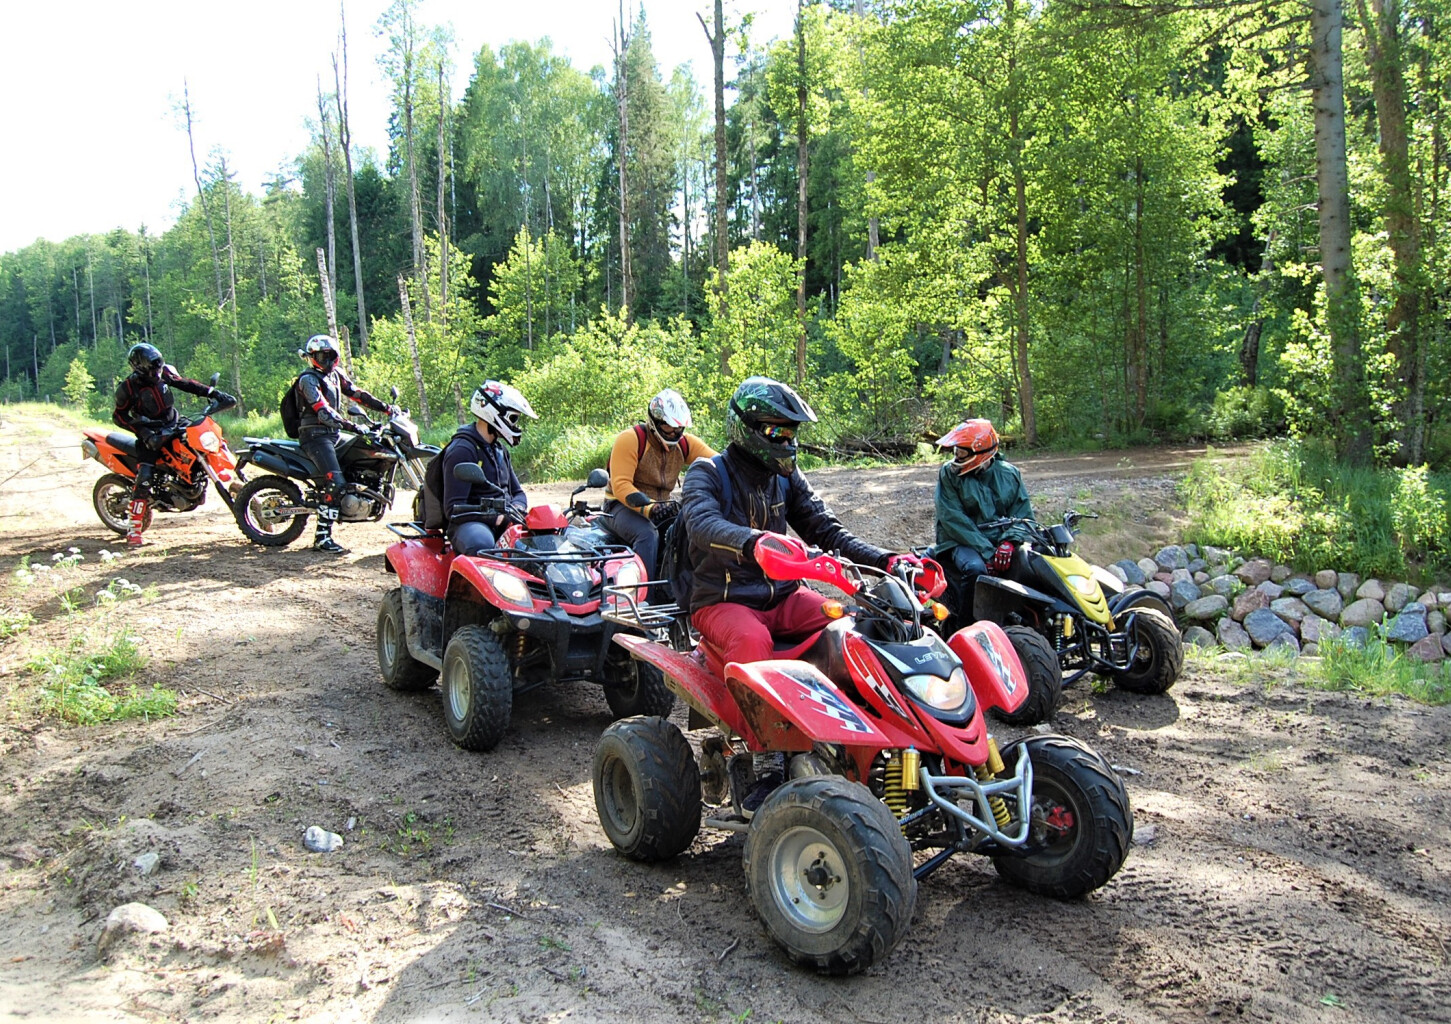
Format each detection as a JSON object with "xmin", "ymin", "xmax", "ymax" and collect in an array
[{"xmin": 601, "ymin": 582, "xmax": 682, "ymax": 630}]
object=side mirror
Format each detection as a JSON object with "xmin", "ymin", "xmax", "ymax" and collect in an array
[
  {"xmin": 453, "ymin": 462, "xmax": 504, "ymax": 494},
  {"xmin": 390, "ymin": 385, "xmax": 400, "ymax": 401},
  {"xmin": 209, "ymin": 372, "xmax": 221, "ymax": 387},
  {"xmin": 586, "ymin": 467, "xmax": 609, "ymax": 489},
  {"xmin": 348, "ymin": 402, "xmax": 366, "ymax": 416}
]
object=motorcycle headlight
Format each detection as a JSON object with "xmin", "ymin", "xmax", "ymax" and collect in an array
[
  {"xmin": 1066, "ymin": 574, "xmax": 1098, "ymax": 597},
  {"xmin": 613, "ymin": 561, "xmax": 643, "ymax": 589},
  {"xmin": 903, "ymin": 668, "xmax": 968, "ymax": 711},
  {"xmin": 197, "ymin": 430, "xmax": 221, "ymax": 453},
  {"xmin": 398, "ymin": 421, "xmax": 420, "ymax": 447},
  {"xmin": 480, "ymin": 567, "xmax": 531, "ymax": 607}
]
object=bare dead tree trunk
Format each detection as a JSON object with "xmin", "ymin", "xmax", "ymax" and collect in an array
[
  {"xmin": 437, "ymin": 60, "xmax": 449, "ymax": 328},
  {"xmin": 218, "ymin": 159, "xmax": 245, "ymax": 414},
  {"xmin": 1239, "ymin": 232, "xmax": 1276, "ymax": 387},
  {"xmin": 1132, "ymin": 155, "xmax": 1148, "ymax": 424},
  {"xmin": 795, "ymin": 0, "xmax": 809, "ymax": 387},
  {"xmin": 317, "ymin": 247, "xmax": 339, "ymax": 345},
  {"xmin": 854, "ymin": 0, "xmax": 879, "ymax": 260},
  {"xmin": 316, "ymin": 78, "xmax": 339, "ymax": 305},
  {"xmin": 699, "ymin": 0, "xmax": 729, "ymax": 368},
  {"xmin": 397, "ymin": 275, "xmax": 431, "ymax": 427},
  {"xmin": 1008, "ymin": 0, "xmax": 1036, "ymax": 444},
  {"xmin": 400, "ymin": 14, "xmax": 431, "ymax": 325},
  {"xmin": 140, "ymin": 227, "xmax": 154, "ymax": 341},
  {"xmin": 182, "ymin": 81, "xmax": 226, "ymax": 308},
  {"xmin": 86, "ymin": 247, "xmax": 97, "ymax": 348},
  {"xmin": 614, "ymin": 5, "xmax": 634, "ymax": 319},
  {"xmin": 334, "ymin": 4, "xmax": 369, "ymax": 354}
]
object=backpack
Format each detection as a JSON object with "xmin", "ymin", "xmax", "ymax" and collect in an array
[
  {"xmin": 279, "ymin": 370, "xmax": 324, "ymax": 439},
  {"xmin": 418, "ymin": 428, "xmax": 491, "ymax": 531},
  {"xmin": 662, "ymin": 454, "xmax": 785, "ymax": 609}
]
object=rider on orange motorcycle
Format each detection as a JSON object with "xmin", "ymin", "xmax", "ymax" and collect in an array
[{"xmin": 112, "ymin": 343, "xmax": 235, "ymax": 546}]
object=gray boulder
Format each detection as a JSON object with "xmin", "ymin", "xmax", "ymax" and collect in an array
[
  {"xmin": 1428, "ymin": 610, "xmax": 1446, "ymax": 636},
  {"xmin": 1314, "ymin": 569, "xmax": 1338, "ymax": 590},
  {"xmin": 1182, "ymin": 625, "xmax": 1217, "ymax": 648},
  {"xmin": 1187, "ymin": 558, "xmax": 1208, "ymax": 574},
  {"xmin": 1384, "ymin": 582, "xmax": 1419, "ymax": 614},
  {"xmin": 1270, "ymin": 564, "xmax": 1293, "ymax": 583},
  {"xmin": 1302, "ymin": 588, "xmax": 1344, "ymax": 620},
  {"xmin": 1185, "ymin": 595, "xmax": 1229, "ymax": 621},
  {"xmin": 1386, "ymin": 606, "xmax": 1429, "ymax": 644},
  {"xmin": 1155, "ymin": 545, "xmax": 1190, "ymax": 571},
  {"xmin": 1233, "ymin": 588, "xmax": 1270, "ymax": 622},
  {"xmin": 1216, "ymin": 617, "xmax": 1253, "ymax": 651},
  {"xmin": 1171, "ymin": 568, "xmax": 1193, "ymax": 585},
  {"xmin": 1356, "ymin": 578, "xmax": 1386, "ymax": 602},
  {"xmin": 1146, "ymin": 580, "xmax": 1171, "ymax": 600},
  {"xmin": 1265, "ymin": 633, "xmax": 1301, "ymax": 655},
  {"xmin": 1340, "ymin": 598, "xmax": 1386, "ymax": 629},
  {"xmin": 1336, "ymin": 572, "xmax": 1362, "ymax": 601},
  {"xmin": 1170, "ymin": 579, "xmax": 1201, "ymax": 612},
  {"xmin": 1299, "ymin": 613, "xmax": 1340, "ymax": 645},
  {"xmin": 1419, "ymin": 592, "xmax": 1440, "ymax": 610},
  {"xmin": 1342, "ymin": 626, "xmax": 1371, "ymax": 649},
  {"xmin": 1114, "ymin": 559, "xmax": 1146, "ymax": 585},
  {"xmin": 1137, "ymin": 557, "xmax": 1161, "ymax": 581},
  {"xmin": 98, "ymin": 903, "xmax": 168, "ymax": 957},
  {"xmin": 1257, "ymin": 581, "xmax": 1285, "ymax": 600},
  {"xmin": 1303, "ymin": 642, "xmax": 1320, "ymax": 657},
  {"xmin": 1244, "ymin": 608, "xmax": 1297, "ymax": 647},
  {"xmin": 1107, "ymin": 563, "xmax": 1129, "ymax": 583},
  {"xmin": 1443, "ymin": 633, "xmax": 1451, "ymax": 657},
  {"xmin": 1208, "ymin": 574, "xmax": 1240, "ymax": 598},
  {"xmin": 1202, "ymin": 545, "xmax": 1228, "ymax": 565},
  {"xmin": 1407, "ymin": 635, "xmax": 1444, "ymax": 663},
  {"xmin": 1270, "ymin": 597, "xmax": 1311, "ymax": 624},
  {"xmin": 1283, "ymin": 577, "xmax": 1316, "ymax": 597},
  {"xmin": 1236, "ymin": 558, "xmax": 1273, "ymax": 586},
  {"xmin": 1185, "ymin": 543, "xmax": 1200, "ymax": 558}
]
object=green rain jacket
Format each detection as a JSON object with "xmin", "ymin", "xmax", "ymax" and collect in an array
[{"xmin": 933, "ymin": 453, "xmax": 1035, "ymax": 560}]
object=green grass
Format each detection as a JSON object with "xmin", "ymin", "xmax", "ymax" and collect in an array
[
  {"xmin": 1184, "ymin": 633, "xmax": 1451, "ymax": 705},
  {"xmin": 25, "ymin": 631, "xmax": 177, "ymax": 724},
  {"xmin": 1182, "ymin": 440, "xmax": 1451, "ymax": 581},
  {"xmin": 0, "ymin": 608, "xmax": 33, "ymax": 639}
]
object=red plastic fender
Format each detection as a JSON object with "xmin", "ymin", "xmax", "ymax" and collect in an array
[
  {"xmin": 613, "ymin": 635, "xmax": 760, "ymax": 747},
  {"xmin": 385, "ymin": 537, "xmax": 452, "ymax": 597},
  {"xmin": 724, "ymin": 660, "xmax": 891, "ymax": 753},
  {"xmin": 447, "ymin": 555, "xmax": 534, "ymax": 610},
  {"xmin": 524, "ymin": 503, "xmax": 568, "ymax": 532},
  {"xmin": 947, "ymin": 621, "xmax": 1029, "ymax": 717}
]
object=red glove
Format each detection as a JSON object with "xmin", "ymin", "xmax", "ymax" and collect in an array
[
  {"xmin": 990, "ymin": 541, "xmax": 1015, "ymax": 574},
  {"xmin": 886, "ymin": 553, "xmax": 922, "ymax": 575}
]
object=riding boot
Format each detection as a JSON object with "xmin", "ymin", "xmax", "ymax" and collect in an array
[
  {"xmin": 126, "ymin": 498, "xmax": 150, "ymax": 547},
  {"xmin": 312, "ymin": 504, "xmax": 348, "ymax": 554}
]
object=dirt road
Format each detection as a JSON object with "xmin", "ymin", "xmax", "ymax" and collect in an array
[{"xmin": 1, "ymin": 411, "xmax": 1446, "ymax": 1023}]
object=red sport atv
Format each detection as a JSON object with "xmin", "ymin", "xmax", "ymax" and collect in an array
[
  {"xmin": 592, "ymin": 533, "xmax": 1132, "ymax": 974},
  {"xmin": 377, "ymin": 466, "xmax": 674, "ymax": 751}
]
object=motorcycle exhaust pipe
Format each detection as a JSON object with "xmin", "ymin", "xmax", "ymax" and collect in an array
[{"xmin": 81, "ymin": 439, "xmax": 99, "ymax": 462}]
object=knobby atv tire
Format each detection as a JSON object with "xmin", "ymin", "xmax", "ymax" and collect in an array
[
  {"xmin": 996, "ymin": 626, "xmax": 1062, "ymax": 725},
  {"xmin": 440, "ymin": 625, "xmax": 513, "ymax": 752},
  {"xmin": 93, "ymin": 474, "xmax": 148, "ymax": 536},
  {"xmin": 377, "ymin": 588, "xmax": 436, "ymax": 692},
  {"xmin": 592, "ymin": 716, "xmax": 701, "ymax": 861},
  {"xmin": 744, "ymin": 776, "xmax": 917, "ymax": 976},
  {"xmin": 1111, "ymin": 607, "xmax": 1183, "ymax": 694},
  {"xmin": 601, "ymin": 653, "xmax": 676, "ymax": 719},
  {"xmin": 992, "ymin": 735, "xmax": 1132, "ymax": 898},
  {"xmin": 233, "ymin": 475, "xmax": 309, "ymax": 547}
]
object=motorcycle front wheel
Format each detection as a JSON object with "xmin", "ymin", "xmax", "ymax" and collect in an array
[
  {"xmin": 93, "ymin": 474, "xmax": 147, "ymax": 536},
  {"xmin": 233, "ymin": 476, "xmax": 309, "ymax": 547}
]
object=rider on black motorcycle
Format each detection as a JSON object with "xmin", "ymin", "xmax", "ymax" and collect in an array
[
  {"xmin": 440, "ymin": 381, "xmax": 536, "ymax": 556},
  {"xmin": 294, "ymin": 334, "xmax": 397, "ymax": 554},
  {"xmin": 113, "ymin": 343, "xmax": 235, "ymax": 546}
]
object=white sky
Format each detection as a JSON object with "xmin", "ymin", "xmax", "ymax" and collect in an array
[{"xmin": 0, "ymin": 0, "xmax": 796, "ymax": 254}]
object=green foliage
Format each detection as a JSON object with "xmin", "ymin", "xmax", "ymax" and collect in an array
[
  {"xmin": 0, "ymin": 607, "xmax": 32, "ymax": 639},
  {"xmin": 512, "ymin": 423, "xmax": 619, "ymax": 482},
  {"xmin": 1311, "ymin": 634, "xmax": 1451, "ymax": 706},
  {"xmin": 26, "ymin": 631, "xmax": 176, "ymax": 725},
  {"xmin": 62, "ymin": 356, "xmax": 94, "ymax": 406}
]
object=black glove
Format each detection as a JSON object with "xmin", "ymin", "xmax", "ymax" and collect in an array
[
  {"xmin": 504, "ymin": 504, "xmax": 528, "ymax": 526},
  {"xmin": 214, "ymin": 390, "xmax": 237, "ymax": 408},
  {"xmin": 137, "ymin": 429, "xmax": 163, "ymax": 452},
  {"xmin": 649, "ymin": 500, "xmax": 680, "ymax": 522}
]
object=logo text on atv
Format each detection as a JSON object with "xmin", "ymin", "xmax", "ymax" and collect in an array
[
  {"xmin": 973, "ymin": 631, "xmax": 1017, "ymax": 694},
  {"xmin": 795, "ymin": 674, "xmax": 872, "ymax": 734}
]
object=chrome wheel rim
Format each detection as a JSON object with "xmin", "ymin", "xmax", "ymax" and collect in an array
[
  {"xmin": 445, "ymin": 657, "xmax": 471, "ymax": 723},
  {"xmin": 768, "ymin": 825, "xmax": 849, "ymax": 933}
]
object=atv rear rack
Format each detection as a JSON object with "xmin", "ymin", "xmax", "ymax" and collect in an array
[{"xmin": 601, "ymin": 582, "xmax": 683, "ymax": 630}]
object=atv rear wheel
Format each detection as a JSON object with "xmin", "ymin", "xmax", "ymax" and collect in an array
[
  {"xmin": 601, "ymin": 652, "xmax": 675, "ymax": 719},
  {"xmin": 744, "ymin": 777, "xmax": 917, "ymax": 975},
  {"xmin": 593, "ymin": 717, "xmax": 701, "ymax": 861},
  {"xmin": 440, "ymin": 625, "xmax": 513, "ymax": 751},
  {"xmin": 233, "ymin": 476, "xmax": 309, "ymax": 547},
  {"xmin": 995, "ymin": 626, "xmax": 1062, "ymax": 725},
  {"xmin": 992, "ymin": 735, "xmax": 1132, "ymax": 898},
  {"xmin": 1110, "ymin": 607, "xmax": 1183, "ymax": 694},
  {"xmin": 377, "ymin": 588, "xmax": 436, "ymax": 691},
  {"xmin": 93, "ymin": 474, "xmax": 146, "ymax": 536}
]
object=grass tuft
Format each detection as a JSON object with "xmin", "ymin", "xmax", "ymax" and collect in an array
[{"xmin": 25, "ymin": 631, "xmax": 177, "ymax": 724}]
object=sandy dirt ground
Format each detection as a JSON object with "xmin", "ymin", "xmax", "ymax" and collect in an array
[{"xmin": 1, "ymin": 409, "xmax": 1447, "ymax": 1023}]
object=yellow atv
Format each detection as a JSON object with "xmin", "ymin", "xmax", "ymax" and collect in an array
[{"xmin": 971, "ymin": 511, "xmax": 1183, "ymax": 697}]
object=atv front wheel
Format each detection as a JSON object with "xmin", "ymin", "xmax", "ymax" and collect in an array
[
  {"xmin": 377, "ymin": 588, "xmax": 436, "ymax": 691},
  {"xmin": 93, "ymin": 474, "xmax": 147, "ymax": 536},
  {"xmin": 744, "ymin": 777, "xmax": 917, "ymax": 975},
  {"xmin": 233, "ymin": 476, "xmax": 309, "ymax": 547},
  {"xmin": 440, "ymin": 625, "xmax": 513, "ymax": 751},
  {"xmin": 1110, "ymin": 608, "xmax": 1183, "ymax": 694},
  {"xmin": 992, "ymin": 735, "xmax": 1132, "ymax": 898},
  {"xmin": 995, "ymin": 626, "xmax": 1062, "ymax": 725},
  {"xmin": 601, "ymin": 652, "xmax": 675, "ymax": 719},
  {"xmin": 593, "ymin": 716, "xmax": 701, "ymax": 861}
]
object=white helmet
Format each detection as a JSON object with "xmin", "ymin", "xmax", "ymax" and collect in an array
[
  {"xmin": 647, "ymin": 388, "xmax": 692, "ymax": 448},
  {"xmin": 470, "ymin": 380, "xmax": 537, "ymax": 447}
]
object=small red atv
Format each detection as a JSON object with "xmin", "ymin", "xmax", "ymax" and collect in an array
[
  {"xmin": 593, "ymin": 534, "xmax": 1132, "ymax": 974},
  {"xmin": 377, "ymin": 467, "xmax": 674, "ymax": 751}
]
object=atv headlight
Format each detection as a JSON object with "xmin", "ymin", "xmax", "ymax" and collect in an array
[
  {"xmin": 1066, "ymin": 574, "xmax": 1098, "ymax": 597},
  {"xmin": 613, "ymin": 560, "xmax": 643, "ymax": 589},
  {"xmin": 903, "ymin": 667, "xmax": 968, "ymax": 711},
  {"xmin": 197, "ymin": 430, "xmax": 221, "ymax": 452},
  {"xmin": 480, "ymin": 567, "xmax": 531, "ymax": 607}
]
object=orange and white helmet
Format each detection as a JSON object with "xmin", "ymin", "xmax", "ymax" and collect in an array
[{"xmin": 936, "ymin": 419, "xmax": 999, "ymax": 475}]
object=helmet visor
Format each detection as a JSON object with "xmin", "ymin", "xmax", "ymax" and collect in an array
[
  {"xmin": 756, "ymin": 422, "xmax": 797, "ymax": 442},
  {"xmin": 653, "ymin": 418, "xmax": 685, "ymax": 444}
]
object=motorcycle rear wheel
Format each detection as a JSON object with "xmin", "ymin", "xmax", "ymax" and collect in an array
[
  {"xmin": 1109, "ymin": 608, "xmax": 1183, "ymax": 694},
  {"xmin": 995, "ymin": 626, "xmax": 1062, "ymax": 725},
  {"xmin": 234, "ymin": 476, "xmax": 309, "ymax": 547},
  {"xmin": 744, "ymin": 777, "xmax": 916, "ymax": 975},
  {"xmin": 992, "ymin": 735, "xmax": 1132, "ymax": 898},
  {"xmin": 592, "ymin": 716, "xmax": 701, "ymax": 861},
  {"xmin": 93, "ymin": 474, "xmax": 147, "ymax": 536}
]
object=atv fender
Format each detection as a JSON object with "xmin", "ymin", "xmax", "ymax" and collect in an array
[
  {"xmin": 725, "ymin": 660, "xmax": 891, "ymax": 753},
  {"xmin": 613, "ymin": 635, "xmax": 760, "ymax": 747},
  {"xmin": 946, "ymin": 621, "xmax": 1029, "ymax": 717},
  {"xmin": 1109, "ymin": 588, "xmax": 1174, "ymax": 619},
  {"xmin": 973, "ymin": 575, "xmax": 1079, "ymax": 625}
]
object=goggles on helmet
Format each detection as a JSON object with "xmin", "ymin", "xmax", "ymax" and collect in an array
[{"xmin": 756, "ymin": 422, "xmax": 797, "ymax": 441}]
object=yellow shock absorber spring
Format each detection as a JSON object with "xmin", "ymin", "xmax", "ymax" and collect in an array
[
  {"xmin": 514, "ymin": 632, "xmax": 528, "ymax": 663},
  {"xmin": 976, "ymin": 737, "xmax": 1012, "ymax": 829},
  {"xmin": 882, "ymin": 754, "xmax": 910, "ymax": 819}
]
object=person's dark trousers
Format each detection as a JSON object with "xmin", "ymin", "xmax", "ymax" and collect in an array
[
  {"xmin": 602, "ymin": 500, "xmax": 662, "ymax": 597},
  {"xmin": 449, "ymin": 520, "xmax": 498, "ymax": 556},
  {"xmin": 299, "ymin": 427, "xmax": 346, "ymax": 549},
  {"xmin": 944, "ymin": 546, "xmax": 988, "ymax": 629}
]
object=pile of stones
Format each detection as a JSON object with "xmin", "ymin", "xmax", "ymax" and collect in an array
[{"xmin": 1104, "ymin": 545, "xmax": 1451, "ymax": 662}]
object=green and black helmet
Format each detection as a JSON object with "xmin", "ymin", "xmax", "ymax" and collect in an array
[{"xmin": 726, "ymin": 376, "xmax": 817, "ymax": 477}]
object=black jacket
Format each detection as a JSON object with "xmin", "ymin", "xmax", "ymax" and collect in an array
[
  {"xmin": 680, "ymin": 445, "xmax": 891, "ymax": 612},
  {"xmin": 297, "ymin": 366, "xmax": 388, "ymax": 434},
  {"xmin": 441, "ymin": 425, "xmax": 527, "ymax": 528},
  {"xmin": 113, "ymin": 366, "xmax": 213, "ymax": 445}
]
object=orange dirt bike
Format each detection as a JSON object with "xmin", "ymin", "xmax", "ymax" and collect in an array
[{"xmin": 80, "ymin": 374, "xmax": 243, "ymax": 535}]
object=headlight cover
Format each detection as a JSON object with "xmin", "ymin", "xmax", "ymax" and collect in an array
[
  {"xmin": 613, "ymin": 560, "xmax": 643, "ymax": 589},
  {"xmin": 1066, "ymin": 574, "xmax": 1098, "ymax": 597},
  {"xmin": 481, "ymin": 567, "xmax": 532, "ymax": 607},
  {"xmin": 903, "ymin": 667, "xmax": 968, "ymax": 711},
  {"xmin": 198, "ymin": 430, "xmax": 221, "ymax": 452}
]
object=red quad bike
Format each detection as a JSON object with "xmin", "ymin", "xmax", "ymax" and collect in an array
[
  {"xmin": 81, "ymin": 373, "xmax": 243, "ymax": 534},
  {"xmin": 592, "ymin": 534, "xmax": 1133, "ymax": 975},
  {"xmin": 376, "ymin": 465, "xmax": 675, "ymax": 751}
]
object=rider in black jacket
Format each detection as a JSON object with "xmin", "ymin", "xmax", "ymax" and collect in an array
[
  {"xmin": 440, "ymin": 381, "xmax": 534, "ymax": 555},
  {"xmin": 112, "ymin": 343, "xmax": 234, "ymax": 546},
  {"xmin": 294, "ymin": 334, "xmax": 395, "ymax": 554}
]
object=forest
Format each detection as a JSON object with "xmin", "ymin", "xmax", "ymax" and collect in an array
[{"xmin": 0, "ymin": 0, "xmax": 1446, "ymax": 475}]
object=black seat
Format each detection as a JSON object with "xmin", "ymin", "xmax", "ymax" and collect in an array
[
  {"xmin": 105, "ymin": 432, "xmax": 140, "ymax": 457},
  {"xmin": 796, "ymin": 618, "xmax": 854, "ymax": 687}
]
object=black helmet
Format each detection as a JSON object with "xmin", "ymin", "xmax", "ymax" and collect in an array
[
  {"xmin": 127, "ymin": 343, "xmax": 164, "ymax": 381},
  {"xmin": 726, "ymin": 376, "xmax": 817, "ymax": 477},
  {"xmin": 302, "ymin": 334, "xmax": 340, "ymax": 371}
]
